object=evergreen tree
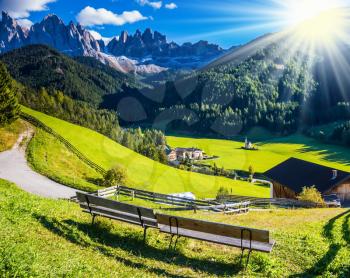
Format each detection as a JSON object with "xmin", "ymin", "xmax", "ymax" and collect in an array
[{"xmin": 0, "ymin": 62, "xmax": 20, "ymax": 126}]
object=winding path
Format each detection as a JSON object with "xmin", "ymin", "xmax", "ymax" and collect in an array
[{"xmin": 0, "ymin": 127, "xmax": 79, "ymax": 199}]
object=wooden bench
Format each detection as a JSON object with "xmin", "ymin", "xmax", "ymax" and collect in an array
[
  {"xmin": 156, "ymin": 214, "xmax": 275, "ymax": 267},
  {"xmin": 76, "ymin": 192, "xmax": 157, "ymax": 242}
]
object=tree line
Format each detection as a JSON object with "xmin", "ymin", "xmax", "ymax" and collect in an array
[{"xmin": 0, "ymin": 60, "xmax": 167, "ymax": 163}]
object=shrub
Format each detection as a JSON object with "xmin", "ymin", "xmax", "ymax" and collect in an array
[
  {"xmin": 248, "ymin": 165, "xmax": 255, "ymax": 182},
  {"xmin": 297, "ymin": 186, "xmax": 325, "ymax": 205},
  {"xmin": 103, "ymin": 166, "xmax": 127, "ymax": 187},
  {"xmin": 216, "ymin": 186, "xmax": 230, "ymax": 199}
]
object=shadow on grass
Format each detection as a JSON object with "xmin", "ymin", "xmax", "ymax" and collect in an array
[
  {"xmin": 33, "ymin": 213, "xmax": 242, "ymax": 277},
  {"xmin": 290, "ymin": 210, "xmax": 350, "ymax": 278}
]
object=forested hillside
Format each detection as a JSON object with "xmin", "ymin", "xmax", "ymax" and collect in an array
[
  {"xmin": 0, "ymin": 45, "xmax": 138, "ymax": 106},
  {"xmin": 109, "ymin": 40, "xmax": 350, "ymax": 143},
  {"xmin": 0, "ymin": 46, "xmax": 168, "ymax": 163}
]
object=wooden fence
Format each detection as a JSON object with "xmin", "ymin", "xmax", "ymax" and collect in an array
[
  {"xmin": 96, "ymin": 185, "xmax": 250, "ymax": 213},
  {"xmin": 217, "ymin": 195, "xmax": 323, "ymax": 208},
  {"xmin": 21, "ymin": 112, "xmax": 107, "ymax": 175}
]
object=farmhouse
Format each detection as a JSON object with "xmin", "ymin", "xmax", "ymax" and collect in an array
[
  {"xmin": 175, "ymin": 148, "xmax": 204, "ymax": 160},
  {"xmin": 264, "ymin": 158, "xmax": 350, "ymax": 201},
  {"xmin": 166, "ymin": 147, "xmax": 204, "ymax": 161}
]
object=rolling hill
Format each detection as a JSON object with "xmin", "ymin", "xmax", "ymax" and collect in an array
[
  {"xmin": 0, "ymin": 45, "xmax": 137, "ymax": 106},
  {"xmin": 22, "ymin": 106, "xmax": 269, "ymax": 198},
  {"xmin": 0, "ymin": 178, "xmax": 349, "ymax": 277}
]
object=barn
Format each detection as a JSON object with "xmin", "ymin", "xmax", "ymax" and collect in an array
[{"xmin": 264, "ymin": 158, "xmax": 350, "ymax": 201}]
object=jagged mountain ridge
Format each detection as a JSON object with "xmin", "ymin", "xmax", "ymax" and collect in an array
[
  {"xmin": 0, "ymin": 12, "xmax": 226, "ymax": 73},
  {"xmin": 106, "ymin": 28, "xmax": 225, "ymax": 68}
]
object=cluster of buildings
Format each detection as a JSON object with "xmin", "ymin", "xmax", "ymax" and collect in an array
[{"xmin": 166, "ymin": 147, "xmax": 205, "ymax": 162}]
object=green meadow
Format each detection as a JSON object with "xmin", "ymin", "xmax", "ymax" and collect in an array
[
  {"xmin": 167, "ymin": 133, "xmax": 350, "ymax": 173},
  {"xmin": 22, "ymin": 107, "xmax": 269, "ymax": 198},
  {"xmin": 27, "ymin": 128, "xmax": 102, "ymax": 192},
  {"xmin": 0, "ymin": 119, "xmax": 26, "ymax": 152},
  {"xmin": 1, "ymin": 179, "xmax": 349, "ymax": 277}
]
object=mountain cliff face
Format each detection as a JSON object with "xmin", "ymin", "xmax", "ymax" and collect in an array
[
  {"xmin": 0, "ymin": 12, "xmax": 226, "ymax": 73},
  {"xmin": 0, "ymin": 12, "xmax": 27, "ymax": 53},
  {"xmin": 107, "ymin": 28, "xmax": 224, "ymax": 68},
  {"xmin": 28, "ymin": 14, "xmax": 101, "ymax": 56}
]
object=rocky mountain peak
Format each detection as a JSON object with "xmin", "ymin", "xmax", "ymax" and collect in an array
[
  {"xmin": 1, "ymin": 11, "xmax": 16, "ymax": 27},
  {"xmin": 142, "ymin": 28, "xmax": 153, "ymax": 43},
  {"xmin": 0, "ymin": 11, "xmax": 27, "ymax": 53},
  {"xmin": 134, "ymin": 29, "xmax": 142, "ymax": 38},
  {"xmin": 120, "ymin": 31, "xmax": 129, "ymax": 44},
  {"xmin": 42, "ymin": 14, "xmax": 65, "ymax": 27},
  {"xmin": 0, "ymin": 12, "xmax": 226, "ymax": 72}
]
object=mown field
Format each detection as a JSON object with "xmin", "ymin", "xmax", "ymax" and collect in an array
[
  {"xmin": 27, "ymin": 128, "xmax": 102, "ymax": 192},
  {"xmin": 22, "ymin": 107, "xmax": 269, "ymax": 198},
  {"xmin": 0, "ymin": 179, "xmax": 349, "ymax": 277},
  {"xmin": 167, "ymin": 133, "xmax": 350, "ymax": 173},
  {"xmin": 0, "ymin": 119, "xmax": 26, "ymax": 152}
]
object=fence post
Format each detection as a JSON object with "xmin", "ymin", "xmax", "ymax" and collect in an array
[
  {"xmin": 116, "ymin": 186, "xmax": 119, "ymax": 201},
  {"xmin": 131, "ymin": 190, "xmax": 135, "ymax": 201}
]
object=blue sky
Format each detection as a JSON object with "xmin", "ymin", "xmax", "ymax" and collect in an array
[{"xmin": 0, "ymin": 0, "xmax": 349, "ymax": 48}]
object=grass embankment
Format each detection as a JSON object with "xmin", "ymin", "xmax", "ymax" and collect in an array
[
  {"xmin": 22, "ymin": 107, "xmax": 268, "ymax": 198},
  {"xmin": 26, "ymin": 128, "xmax": 102, "ymax": 192},
  {"xmin": 0, "ymin": 119, "xmax": 26, "ymax": 152},
  {"xmin": 1, "ymin": 179, "xmax": 349, "ymax": 277},
  {"xmin": 167, "ymin": 134, "xmax": 350, "ymax": 173}
]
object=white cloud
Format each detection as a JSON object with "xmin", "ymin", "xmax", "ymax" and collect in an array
[
  {"xmin": 165, "ymin": 3, "xmax": 177, "ymax": 9},
  {"xmin": 0, "ymin": 0, "xmax": 56, "ymax": 18},
  {"xmin": 88, "ymin": 30, "xmax": 113, "ymax": 44},
  {"xmin": 137, "ymin": 0, "xmax": 162, "ymax": 9},
  {"xmin": 77, "ymin": 6, "xmax": 147, "ymax": 26},
  {"xmin": 17, "ymin": 18, "xmax": 33, "ymax": 29}
]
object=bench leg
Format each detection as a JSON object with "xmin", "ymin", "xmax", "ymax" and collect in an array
[
  {"xmin": 91, "ymin": 214, "xmax": 96, "ymax": 225},
  {"xmin": 240, "ymin": 248, "xmax": 252, "ymax": 271},
  {"xmin": 143, "ymin": 226, "xmax": 148, "ymax": 244},
  {"xmin": 168, "ymin": 234, "xmax": 181, "ymax": 251},
  {"xmin": 168, "ymin": 235, "xmax": 175, "ymax": 250}
]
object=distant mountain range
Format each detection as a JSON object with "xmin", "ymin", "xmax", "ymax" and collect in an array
[{"xmin": 0, "ymin": 11, "xmax": 226, "ymax": 74}]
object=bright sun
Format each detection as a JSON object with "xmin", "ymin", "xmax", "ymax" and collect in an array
[{"xmin": 284, "ymin": 0, "xmax": 348, "ymax": 43}]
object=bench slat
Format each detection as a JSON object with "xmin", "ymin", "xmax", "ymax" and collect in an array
[
  {"xmin": 156, "ymin": 214, "xmax": 270, "ymax": 243},
  {"xmin": 159, "ymin": 224, "xmax": 275, "ymax": 253},
  {"xmin": 80, "ymin": 205, "xmax": 157, "ymax": 228},
  {"xmin": 82, "ymin": 209, "xmax": 143, "ymax": 226},
  {"xmin": 76, "ymin": 192, "xmax": 156, "ymax": 220}
]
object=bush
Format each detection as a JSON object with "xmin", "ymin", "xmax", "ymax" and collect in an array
[
  {"xmin": 103, "ymin": 166, "xmax": 127, "ymax": 187},
  {"xmin": 216, "ymin": 186, "xmax": 230, "ymax": 198},
  {"xmin": 297, "ymin": 186, "xmax": 325, "ymax": 205}
]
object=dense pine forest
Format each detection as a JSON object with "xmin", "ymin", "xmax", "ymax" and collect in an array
[
  {"xmin": 0, "ymin": 46, "xmax": 167, "ymax": 163},
  {"xmin": 2, "ymin": 43, "xmax": 350, "ymax": 147}
]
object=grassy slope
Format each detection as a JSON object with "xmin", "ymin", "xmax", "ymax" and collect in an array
[
  {"xmin": 167, "ymin": 134, "xmax": 350, "ymax": 173},
  {"xmin": 22, "ymin": 107, "xmax": 268, "ymax": 198},
  {"xmin": 0, "ymin": 119, "xmax": 26, "ymax": 152},
  {"xmin": 0, "ymin": 179, "xmax": 349, "ymax": 277},
  {"xmin": 27, "ymin": 128, "xmax": 102, "ymax": 192}
]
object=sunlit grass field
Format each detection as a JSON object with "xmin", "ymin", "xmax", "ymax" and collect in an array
[
  {"xmin": 0, "ymin": 119, "xmax": 26, "ymax": 152},
  {"xmin": 22, "ymin": 107, "xmax": 269, "ymax": 198},
  {"xmin": 27, "ymin": 128, "xmax": 102, "ymax": 192},
  {"xmin": 1, "ymin": 179, "xmax": 349, "ymax": 277},
  {"xmin": 167, "ymin": 133, "xmax": 350, "ymax": 173}
]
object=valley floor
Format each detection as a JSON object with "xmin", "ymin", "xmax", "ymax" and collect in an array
[
  {"xmin": 167, "ymin": 133, "xmax": 350, "ymax": 173},
  {"xmin": 22, "ymin": 107, "xmax": 269, "ymax": 198},
  {"xmin": 0, "ymin": 179, "xmax": 349, "ymax": 277}
]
